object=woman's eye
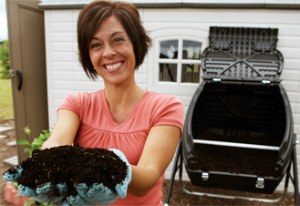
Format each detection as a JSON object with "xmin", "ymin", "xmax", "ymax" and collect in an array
[
  {"xmin": 91, "ymin": 43, "xmax": 101, "ymax": 49},
  {"xmin": 113, "ymin": 37, "xmax": 124, "ymax": 43}
]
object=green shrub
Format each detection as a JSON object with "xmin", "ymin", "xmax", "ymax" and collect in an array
[{"xmin": 0, "ymin": 40, "xmax": 10, "ymax": 79}]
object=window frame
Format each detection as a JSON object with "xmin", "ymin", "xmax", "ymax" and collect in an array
[
  {"xmin": 157, "ymin": 38, "xmax": 203, "ymax": 84},
  {"xmin": 146, "ymin": 28, "xmax": 208, "ymax": 96}
]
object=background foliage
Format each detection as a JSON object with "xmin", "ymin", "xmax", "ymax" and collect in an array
[
  {"xmin": 0, "ymin": 40, "xmax": 10, "ymax": 79},
  {"xmin": 0, "ymin": 79, "xmax": 13, "ymax": 120},
  {"xmin": 0, "ymin": 40, "xmax": 13, "ymax": 120}
]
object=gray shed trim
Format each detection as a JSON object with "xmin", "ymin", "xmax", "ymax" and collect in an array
[{"xmin": 39, "ymin": 0, "xmax": 300, "ymax": 10}]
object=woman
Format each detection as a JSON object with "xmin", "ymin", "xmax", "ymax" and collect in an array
[{"xmin": 9, "ymin": 1, "xmax": 184, "ymax": 205}]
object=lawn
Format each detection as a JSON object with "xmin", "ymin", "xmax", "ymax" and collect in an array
[{"xmin": 0, "ymin": 79, "xmax": 14, "ymax": 120}]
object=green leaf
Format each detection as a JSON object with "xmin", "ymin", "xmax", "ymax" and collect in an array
[
  {"xmin": 15, "ymin": 193, "xmax": 22, "ymax": 197},
  {"xmin": 12, "ymin": 182, "xmax": 18, "ymax": 189},
  {"xmin": 17, "ymin": 139, "xmax": 30, "ymax": 146},
  {"xmin": 23, "ymin": 126, "xmax": 31, "ymax": 135},
  {"xmin": 32, "ymin": 145, "xmax": 38, "ymax": 151},
  {"xmin": 41, "ymin": 202, "xmax": 56, "ymax": 206},
  {"xmin": 24, "ymin": 148, "xmax": 31, "ymax": 153},
  {"xmin": 38, "ymin": 134, "xmax": 47, "ymax": 141},
  {"xmin": 24, "ymin": 200, "xmax": 35, "ymax": 206},
  {"xmin": 32, "ymin": 138, "xmax": 44, "ymax": 146}
]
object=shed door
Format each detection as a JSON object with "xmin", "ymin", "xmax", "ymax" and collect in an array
[{"xmin": 6, "ymin": 0, "xmax": 48, "ymax": 162}]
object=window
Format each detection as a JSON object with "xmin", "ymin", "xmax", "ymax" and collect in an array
[{"xmin": 158, "ymin": 39, "xmax": 202, "ymax": 83}]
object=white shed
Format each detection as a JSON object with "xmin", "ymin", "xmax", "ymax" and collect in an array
[{"xmin": 39, "ymin": 0, "xmax": 300, "ymax": 194}]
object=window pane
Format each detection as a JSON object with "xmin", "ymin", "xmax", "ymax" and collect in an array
[
  {"xmin": 182, "ymin": 40, "xmax": 202, "ymax": 60},
  {"xmin": 160, "ymin": 40, "xmax": 178, "ymax": 59},
  {"xmin": 159, "ymin": 63, "xmax": 177, "ymax": 82},
  {"xmin": 181, "ymin": 64, "xmax": 201, "ymax": 83}
]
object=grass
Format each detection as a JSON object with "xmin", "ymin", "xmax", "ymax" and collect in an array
[{"xmin": 0, "ymin": 78, "xmax": 14, "ymax": 120}]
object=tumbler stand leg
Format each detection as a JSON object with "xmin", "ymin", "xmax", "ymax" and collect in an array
[
  {"xmin": 164, "ymin": 139, "xmax": 182, "ymax": 206},
  {"xmin": 292, "ymin": 134, "xmax": 299, "ymax": 206}
]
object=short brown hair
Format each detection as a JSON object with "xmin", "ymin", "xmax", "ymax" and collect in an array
[{"xmin": 77, "ymin": 0, "xmax": 152, "ymax": 80}]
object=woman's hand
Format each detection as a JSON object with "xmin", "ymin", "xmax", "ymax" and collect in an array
[
  {"xmin": 3, "ymin": 166, "xmax": 68, "ymax": 204},
  {"xmin": 64, "ymin": 149, "xmax": 132, "ymax": 206}
]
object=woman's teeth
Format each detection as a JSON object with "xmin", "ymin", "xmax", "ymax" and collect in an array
[{"xmin": 106, "ymin": 62, "xmax": 122, "ymax": 70}]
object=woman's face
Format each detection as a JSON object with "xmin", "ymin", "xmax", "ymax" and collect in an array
[{"xmin": 89, "ymin": 16, "xmax": 136, "ymax": 86}]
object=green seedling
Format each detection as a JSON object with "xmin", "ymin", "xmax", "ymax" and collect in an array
[{"xmin": 13, "ymin": 126, "xmax": 56, "ymax": 206}]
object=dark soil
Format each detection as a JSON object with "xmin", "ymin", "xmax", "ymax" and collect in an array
[
  {"xmin": 5, "ymin": 144, "xmax": 127, "ymax": 197},
  {"xmin": 0, "ymin": 119, "xmax": 298, "ymax": 205},
  {"xmin": 193, "ymin": 144, "xmax": 278, "ymax": 177}
]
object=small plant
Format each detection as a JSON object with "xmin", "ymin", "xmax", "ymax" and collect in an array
[
  {"xmin": 14, "ymin": 126, "xmax": 55, "ymax": 206},
  {"xmin": 17, "ymin": 126, "xmax": 51, "ymax": 156}
]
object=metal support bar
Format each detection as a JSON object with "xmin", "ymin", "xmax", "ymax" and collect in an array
[
  {"xmin": 164, "ymin": 139, "xmax": 182, "ymax": 206},
  {"xmin": 292, "ymin": 134, "xmax": 299, "ymax": 206},
  {"xmin": 193, "ymin": 139, "xmax": 279, "ymax": 151}
]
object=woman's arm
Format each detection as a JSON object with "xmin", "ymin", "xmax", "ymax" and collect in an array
[
  {"xmin": 42, "ymin": 109, "xmax": 81, "ymax": 149},
  {"xmin": 128, "ymin": 125, "xmax": 181, "ymax": 197}
]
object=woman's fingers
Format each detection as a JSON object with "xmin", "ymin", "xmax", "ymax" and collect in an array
[
  {"xmin": 56, "ymin": 182, "xmax": 68, "ymax": 195},
  {"xmin": 3, "ymin": 167, "xmax": 23, "ymax": 181},
  {"xmin": 18, "ymin": 184, "xmax": 36, "ymax": 197},
  {"xmin": 66, "ymin": 193, "xmax": 93, "ymax": 205},
  {"xmin": 115, "ymin": 184, "xmax": 126, "ymax": 199}
]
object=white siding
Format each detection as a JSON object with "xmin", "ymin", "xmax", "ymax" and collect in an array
[{"xmin": 44, "ymin": 7, "xmax": 300, "ymax": 195}]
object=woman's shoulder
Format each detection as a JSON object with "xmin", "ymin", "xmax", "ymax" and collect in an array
[
  {"xmin": 66, "ymin": 90, "xmax": 104, "ymax": 101},
  {"xmin": 146, "ymin": 90, "xmax": 182, "ymax": 104},
  {"xmin": 143, "ymin": 91, "xmax": 183, "ymax": 114}
]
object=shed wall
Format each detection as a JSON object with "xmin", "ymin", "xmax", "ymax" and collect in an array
[{"xmin": 44, "ymin": 8, "xmax": 300, "ymax": 193}]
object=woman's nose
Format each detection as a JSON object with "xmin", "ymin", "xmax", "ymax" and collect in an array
[{"xmin": 103, "ymin": 46, "xmax": 116, "ymax": 58}]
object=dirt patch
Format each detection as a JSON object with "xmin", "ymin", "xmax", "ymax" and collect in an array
[
  {"xmin": 162, "ymin": 180, "xmax": 297, "ymax": 205},
  {"xmin": 0, "ymin": 119, "xmax": 17, "ymax": 206},
  {"xmin": 7, "ymin": 144, "xmax": 127, "ymax": 197},
  {"xmin": 0, "ymin": 119, "xmax": 297, "ymax": 205}
]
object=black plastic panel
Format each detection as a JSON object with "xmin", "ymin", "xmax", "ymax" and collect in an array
[
  {"xmin": 192, "ymin": 82, "xmax": 286, "ymax": 146},
  {"xmin": 202, "ymin": 27, "xmax": 283, "ymax": 82}
]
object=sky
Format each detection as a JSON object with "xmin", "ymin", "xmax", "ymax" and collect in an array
[{"xmin": 0, "ymin": 0, "xmax": 8, "ymax": 41}]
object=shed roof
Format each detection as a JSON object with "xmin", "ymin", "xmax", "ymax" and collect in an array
[{"xmin": 39, "ymin": 0, "xmax": 300, "ymax": 10}]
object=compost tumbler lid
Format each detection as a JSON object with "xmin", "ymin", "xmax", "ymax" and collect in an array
[{"xmin": 202, "ymin": 27, "xmax": 283, "ymax": 83}]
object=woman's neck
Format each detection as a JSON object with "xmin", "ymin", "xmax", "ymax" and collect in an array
[{"xmin": 104, "ymin": 82, "xmax": 146, "ymax": 124}]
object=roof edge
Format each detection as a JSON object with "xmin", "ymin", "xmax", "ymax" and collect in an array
[{"xmin": 38, "ymin": 2, "xmax": 300, "ymax": 10}]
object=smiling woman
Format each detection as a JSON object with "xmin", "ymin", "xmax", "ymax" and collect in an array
[
  {"xmin": 88, "ymin": 16, "xmax": 136, "ymax": 87},
  {"xmin": 77, "ymin": 1, "xmax": 151, "ymax": 81},
  {"xmin": 3, "ymin": 1, "xmax": 184, "ymax": 205}
]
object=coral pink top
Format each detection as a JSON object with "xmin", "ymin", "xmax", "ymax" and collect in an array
[{"xmin": 58, "ymin": 89, "xmax": 184, "ymax": 205}]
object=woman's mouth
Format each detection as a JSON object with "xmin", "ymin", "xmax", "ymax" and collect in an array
[{"xmin": 105, "ymin": 62, "xmax": 123, "ymax": 70}]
